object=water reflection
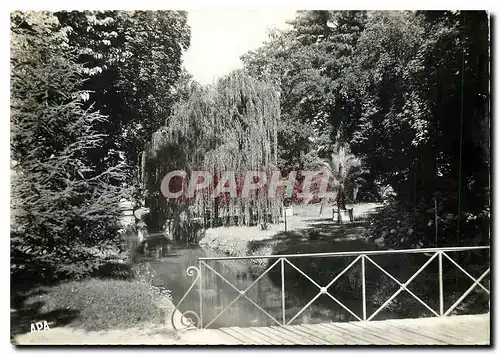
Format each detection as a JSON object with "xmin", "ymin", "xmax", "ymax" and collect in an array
[
  {"xmin": 149, "ymin": 245, "xmax": 362, "ymax": 328},
  {"xmin": 148, "ymin": 245, "xmax": 489, "ymax": 329}
]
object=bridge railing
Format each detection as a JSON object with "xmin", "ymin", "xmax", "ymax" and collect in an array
[{"xmin": 171, "ymin": 246, "xmax": 490, "ymax": 330}]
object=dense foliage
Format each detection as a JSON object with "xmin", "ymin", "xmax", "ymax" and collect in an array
[
  {"xmin": 10, "ymin": 11, "xmax": 190, "ymax": 283},
  {"xmin": 242, "ymin": 10, "xmax": 490, "ymax": 247},
  {"xmin": 11, "ymin": 12, "xmax": 128, "ymax": 282},
  {"xmin": 54, "ymin": 11, "xmax": 191, "ymax": 185}
]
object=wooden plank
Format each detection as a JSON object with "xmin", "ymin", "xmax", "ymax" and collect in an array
[
  {"xmin": 427, "ymin": 326, "xmax": 485, "ymax": 345},
  {"xmin": 381, "ymin": 320, "xmax": 455, "ymax": 344},
  {"xmin": 273, "ymin": 326, "xmax": 318, "ymax": 345},
  {"xmin": 316, "ymin": 323, "xmax": 380, "ymax": 345},
  {"xmin": 243, "ymin": 327, "xmax": 283, "ymax": 345},
  {"xmin": 250, "ymin": 326, "xmax": 290, "ymax": 345},
  {"xmin": 373, "ymin": 320, "xmax": 447, "ymax": 345},
  {"xmin": 303, "ymin": 323, "xmax": 372, "ymax": 345},
  {"xmin": 459, "ymin": 317, "xmax": 490, "ymax": 339},
  {"xmin": 294, "ymin": 324, "xmax": 350, "ymax": 344},
  {"xmin": 345, "ymin": 322, "xmax": 410, "ymax": 345},
  {"xmin": 269, "ymin": 325, "xmax": 317, "ymax": 345},
  {"xmin": 407, "ymin": 317, "xmax": 484, "ymax": 343},
  {"xmin": 437, "ymin": 320, "xmax": 479, "ymax": 333},
  {"xmin": 441, "ymin": 314, "xmax": 489, "ymax": 324},
  {"xmin": 330, "ymin": 322, "xmax": 398, "ymax": 344},
  {"xmin": 293, "ymin": 324, "xmax": 348, "ymax": 345},
  {"xmin": 451, "ymin": 320, "xmax": 489, "ymax": 332},
  {"xmin": 282, "ymin": 325, "xmax": 332, "ymax": 345},
  {"xmin": 177, "ymin": 328, "xmax": 243, "ymax": 345},
  {"xmin": 433, "ymin": 315, "xmax": 490, "ymax": 336},
  {"xmin": 444, "ymin": 314, "xmax": 490, "ymax": 340},
  {"xmin": 443, "ymin": 316, "xmax": 480, "ymax": 325},
  {"xmin": 436, "ymin": 322, "xmax": 489, "ymax": 344},
  {"xmin": 270, "ymin": 326, "xmax": 319, "ymax": 345},
  {"xmin": 365, "ymin": 321, "xmax": 447, "ymax": 345},
  {"xmin": 323, "ymin": 323, "xmax": 394, "ymax": 345},
  {"xmin": 211, "ymin": 314, "xmax": 490, "ymax": 346},
  {"xmin": 382, "ymin": 319, "xmax": 468, "ymax": 344},
  {"xmin": 293, "ymin": 324, "xmax": 350, "ymax": 345},
  {"xmin": 362, "ymin": 315, "xmax": 489, "ymax": 345},
  {"xmin": 203, "ymin": 329, "xmax": 243, "ymax": 345},
  {"xmin": 383, "ymin": 321, "xmax": 450, "ymax": 345},
  {"xmin": 230, "ymin": 327, "xmax": 268, "ymax": 345},
  {"xmin": 256, "ymin": 325, "xmax": 300, "ymax": 345},
  {"xmin": 430, "ymin": 323, "xmax": 485, "ymax": 341},
  {"xmin": 318, "ymin": 323, "xmax": 377, "ymax": 345},
  {"xmin": 219, "ymin": 327, "xmax": 254, "ymax": 345},
  {"xmin": 266, "ymin": 327, "xmax": 304, "ymax": 345}
]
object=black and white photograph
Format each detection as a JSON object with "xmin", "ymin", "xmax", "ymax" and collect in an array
[{"xmin": 9, "ymin": 6, "xmax": 491, "ymax": 346}]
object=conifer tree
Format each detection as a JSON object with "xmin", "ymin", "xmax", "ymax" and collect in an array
[{"xmin": 11, "ymin": 11, "xmax": 129, "ymax": 282}]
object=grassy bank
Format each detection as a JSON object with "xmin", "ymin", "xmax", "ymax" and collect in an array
[
  {"xmin": 199, "ymin": 203, "xmax": 381, "ymax": 258},
  {"xmin": 11, "ymin": 277, "xmax": 174, "ymax": 337}
]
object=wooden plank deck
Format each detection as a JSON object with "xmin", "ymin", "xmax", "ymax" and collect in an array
[{"xmin": 181, "ymin": 313, "xmax": 490, "ymax": 345}]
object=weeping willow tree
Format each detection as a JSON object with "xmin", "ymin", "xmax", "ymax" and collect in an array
[{"xmin": 142, "ymin": 70, "xmax": 281, "ymax": 241}]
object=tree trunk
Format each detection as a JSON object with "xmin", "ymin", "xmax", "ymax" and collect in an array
[
  {"xmin": 337, "ymin": 186, "xmax": 346, "ymax": 210},
  {"xmin": 214, "ymin": 196, "xmax": 220, "ymax": 227}
]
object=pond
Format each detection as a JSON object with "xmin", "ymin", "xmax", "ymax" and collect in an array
[
  {"xmin": 146, "ymin": 243, "xmax": 489, "ymax": 330},
  {"xmin": 148, "ymin": 244, "xmax": 359, "ymax": 329}
]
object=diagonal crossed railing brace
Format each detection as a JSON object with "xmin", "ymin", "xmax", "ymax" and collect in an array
[{"xmin": 171, "ymin": 246, "xmax": 489, "ymax": 330}]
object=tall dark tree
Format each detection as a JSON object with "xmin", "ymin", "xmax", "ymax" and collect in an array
[
  {"xmin": 243, "ymin": 10, "xmax": 489, "ymax": 246},
  {"xmin": 242, "ymin": 11, "xmax": 368, "ymax": 172},
  {"xmin": 11, "ymin": 11, "xmax": 129, "ymax": 282},
  {"xmin": 55, "ymin": 11, "xmax": 191, "ymax": 185}
]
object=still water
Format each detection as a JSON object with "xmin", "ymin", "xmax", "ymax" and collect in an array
[
  {"xmin": 149, "ymin": 245, "xmax": 374, "ymax": 329},
  {"xmin": 147, "ymin": 244, "xmax": 489, "ymax": 329}
]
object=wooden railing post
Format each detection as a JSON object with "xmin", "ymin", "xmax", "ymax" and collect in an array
[
  {"xmin": 281, "ymin": 258, "xmax": 286, "ymax": 325},
  {"xmin": 199, "ymin": 259, "xmax": 203, "ymax": 328},
  {"xmin": 439, "ymin": 251, "xmax": 443, "ymax": 316},
  {"xmin": 362, "ymin": 255, "xmax": 366, "ymax": 321}
]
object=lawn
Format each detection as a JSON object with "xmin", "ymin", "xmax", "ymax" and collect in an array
[{"xmin": 199, "ymin": 202, "xmax": 381, "ymax": 258}]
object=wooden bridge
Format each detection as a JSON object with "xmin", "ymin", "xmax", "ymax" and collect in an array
[
  {"xmin": 177, "ymin": 313, "xmax": 489, "ymax": 345},
  {"xmin": 173, "ymin": 246, "xmax": 490, "ymax": 345}
]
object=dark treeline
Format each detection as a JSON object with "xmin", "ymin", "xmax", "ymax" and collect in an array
[{"xmin": 242, "ymin": 10, "xmax": 490, "ymax": 248}]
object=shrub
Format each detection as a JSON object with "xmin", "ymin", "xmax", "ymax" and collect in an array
[
  {"xmin": 90, "ymin": 262, "xmax": 134, "ymax": 280},
  {"xmin": 367, "ymin": 199, "xmax": 489, "ymax": 249},
  {"xmin": 248, "ymin": 244, "xmax": 275, "ymax": 272},
  {"xmin": 132, "ymin": 262, "xmax": 157, "ymax": 285},
  {"xmin": 199, "ymin": 229, "xmax": 249, "ymax": 257},
  {"xmin": 23, "ymin": 279, "xmax": 173, "ymax": 331},
  {"xmin": 307, "ymin": 229, "xmax": 321, "ymax": 240}
]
